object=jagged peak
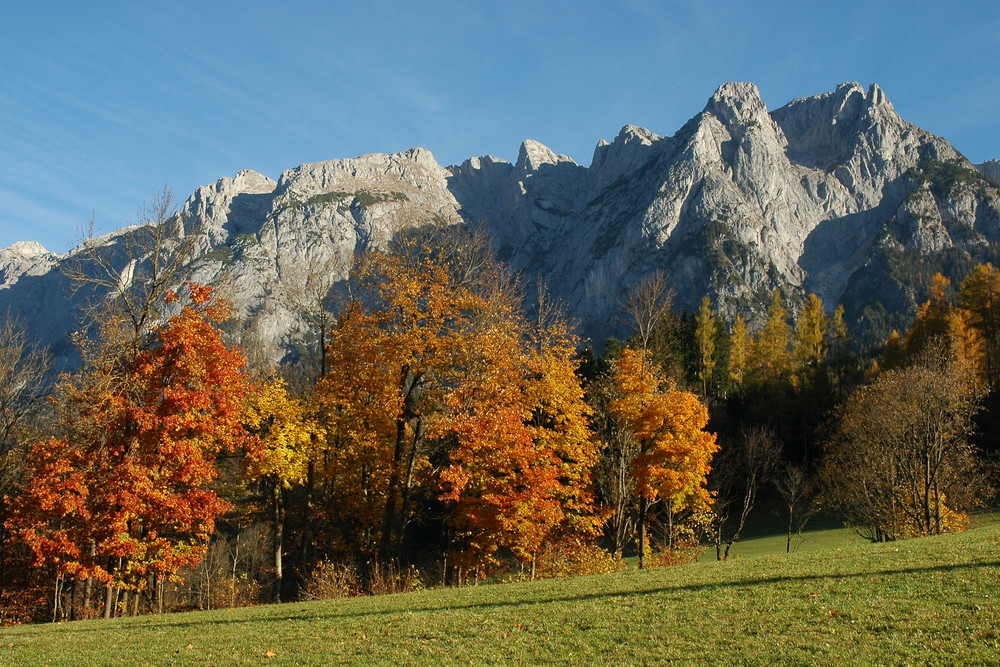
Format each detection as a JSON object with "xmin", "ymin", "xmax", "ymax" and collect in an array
[
  {"xmin": 712, "ymin": 81, "xmax": 764, "ymax": 102},
  {"xmin": 1, "ymin": 240, "xmax": 50, "ymax": 258},
  {"xmin": 225, "ymin": 169, "xmax": 277, "ymax": 195},
  {"xmin": 867, "ymin": 82, "xmax": 890, "ymax": 108},
  {"xmin": 457, "ymin": 155, "xmax": 511, "ymax": 171},
  {"xmin": 834, "ymin": 81, "xmax": 865, "ymax": 95},
  {"xmin": 401, "ymin": 146, "xmax": 438, "ymax": 166},
  {"xmin": 704, "ymin": 81, "xmax": 769, "ymax": 128},
  {"xmin": 591, "ymin": 125, "xmax": 659, "ymax": 171},
  {"xmin": 516, "ymin": 139, "xmax": 577, "ymax": 172},
  {"xmin": 783, "ymin": 81, "xmax": 895, "ymax": 121},
  {"xmin": 616, "ymin": 124, "xmax": 658, "ymax": 144}
]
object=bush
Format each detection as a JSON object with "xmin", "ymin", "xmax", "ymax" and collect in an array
[
  {"xmin": 299, "ymin": 560, "xmax": 359, "ymax": 601},
  {"xmin": 364, "ymin": 561, "xmax": 424, "ymax": 596},
  {"xmin": 533, "ymin": 539, "xmax": 626, "ymax": 579}
]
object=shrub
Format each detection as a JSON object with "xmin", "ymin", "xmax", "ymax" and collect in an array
[
  {"xmin": 364, "ymin": 561, "xmax": 424, "ymax": 596},
  {"xmin": 533, "ymin": 539, "xmax": 626, "ymax": 579},
  {"xmin": 299, "ymin": 560, "xmax": 360, "ymax": 601}
]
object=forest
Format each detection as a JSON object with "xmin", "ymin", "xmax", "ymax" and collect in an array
[{"xmin": 0, "ymin": 207, "xmax": 997, "ymax": 625}]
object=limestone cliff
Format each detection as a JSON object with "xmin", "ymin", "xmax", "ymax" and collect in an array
[{"xmin": 3, "ymin": 82, "xmax": 999, "ymax": 366}]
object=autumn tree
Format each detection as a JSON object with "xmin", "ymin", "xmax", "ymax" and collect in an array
[
  {"xmin": 330, "ymin": 240, "xmax": 492, "ymax": 563},
  {"xmin": 242, "ymin": 377, "xmax": 322, "ymax": 601},
  {"xmin": 313, "ymin": 227, "xmax": 599, "ymax": 579},
  {"xmin": 0, "ymin": 315, "xmax": 51, "ymax": 622},
  {"xmin": 749, "ymin": 288, "xmax": 792, "ymax": 384},
  {"xmin": 903, "ymin": 273, "xmax": 953, "ymax": 359},
  {"xmin": 438, "ymin": 291, "xmax": 600, "ymax": 578},
  {"xmin": 820, "ymin": 344, "xmax": 982, "ymax": 541},
  {"xmin": 787, "ymin": 293, "xmax": 833, "ymax": 462},
  {"xmin": 882, "ymin": 330, "xmax": 906, "ymax": 371},
  {"xmin": 7, "ymin": 284, "xmax": 256, "ymax": 618},
  {"xmin": 694, "ymin": 296, "xmax": 717, "ymax": 399},
  {"xmin": 958, "ymin": 263, "xmax": 1000, "ymax": 390},
  {"xmin": 827, "ymin": 304, "xmax": 854, "ymax": 399},
  {"xmin": 607, "ymin": 346, "xmax": 717, "ymax": 569},
  {"xmin": 523, "ymin": 293, "xmax": 602, "ymax": 552},
  {"xmin": 728, "ymin": 315, "xmax": 749, "ymax": 391},
  {"xmin": 313, "ymin": 308, "xmax": 398, "ymax": 561},
  {"xmin": 793, "ymin": 294, "xmax": 828, "ymax": 374}
]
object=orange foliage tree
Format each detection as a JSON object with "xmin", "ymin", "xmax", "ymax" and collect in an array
[
  {"xmin": 437, "ymin": 295, "xmax": 599, "ymax": 579},
  {"xmin": 314, "ymin": 245, "xmax": 482, "ymax": 563},
  {"xmin": 313, "ymin": 233, "xmax": 599, "ymax": 579},
  {"xmin": 6, "ymin": 284, "xmax": 256, "ymax": 618},
  {"xmin": 607, "ymin": 346, "xmax": 717, "ymax": 569}
]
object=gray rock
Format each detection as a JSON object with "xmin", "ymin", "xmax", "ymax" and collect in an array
[
  {"xmin": 3, "ymin": 81, "xmax": 999, "ymax": 363},
  {"xmin": 978, "ymin": 159, "xmax": 1000, "ymax": 185}
]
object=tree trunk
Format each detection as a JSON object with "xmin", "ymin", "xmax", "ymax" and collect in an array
[
  {"xmin": 380, "ymin": 411, "xmax": 410, "ymax": 562},
  {"xmin": 933, "ymin": 475, "xmax": 942, "ymax": 535},
  {"xmin": 786, "ymin": 510, "xmax": 793, "ymax": 554},
  {"xmin": 272, "ymin": 480, "xmax": 284, "ymax": 603},
  {"xmin": 397, "ymin": 417, "xmax": 425, "ymax": 561},
  {"xmin": 103, "ymin": 557, "xmax": 117, "ymax": 619},
  {"xmin": 667, "ymin": 509, "xmax": 674, "ymax": 549},
  {"xmin": 103, "ymin": 585, "xmax": 114, "ymax": 619},
  {"xmin": 51, "ymin": 574, "xmax": 62, "ymax": 623},
  {"xmin": 300, "ymin": 460, "xmax": 316, "ymax": 567},
  {"xmin": 637, "ymin": 495, "xmax": 648, "ymax": 569},
  {"xmin": 83, "ymin": 543, "xmax": 96, "ymax": 613}
]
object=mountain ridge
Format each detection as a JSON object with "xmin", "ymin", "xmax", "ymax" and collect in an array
[{"xmin": 3, "ymin": 81, "xmax": 999, "ymax": 366}]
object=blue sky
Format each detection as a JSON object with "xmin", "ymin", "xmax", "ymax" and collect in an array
[{"xmin": 2, "ymin": 1, "xmax": 999, "ymax": 252}]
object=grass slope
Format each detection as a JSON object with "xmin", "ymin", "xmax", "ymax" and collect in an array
[{"xmin": 3, "ymin": 523, "xmax": 1000, "ymax": 666}]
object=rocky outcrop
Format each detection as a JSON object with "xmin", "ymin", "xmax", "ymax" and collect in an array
[
  {"xmin": 453, "ymin": 81, "xmax": 997, "ymax": 346},
  {"xmin": 979, "ymin": 159, "xmax": 1000, "ymax": 185},
  {"xmin": 3, "ymin": 81, "xmax": 999, "ymax": 364},
  {"xmin": 0, "ymin": 242, "xmax": 57, "ymax": 288}
]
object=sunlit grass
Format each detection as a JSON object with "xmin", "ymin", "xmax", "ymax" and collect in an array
[{"xmin": 3, "ymin": 519, "xmax": 999, "ymax": 665}]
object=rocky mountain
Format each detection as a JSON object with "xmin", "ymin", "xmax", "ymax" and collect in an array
[
  {"xmin": 3, "ymin": 81, "xmax": 1000, "ymax": 368},
  {"xmin": 979, "ymin": 159, "xmax": 1000, "ymax": 185}
]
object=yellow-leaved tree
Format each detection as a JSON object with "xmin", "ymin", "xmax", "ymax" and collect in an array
[
  {"xmin": 957, "ymin": 262, "xmax": 1000, "ymax": 390},
  {"xmin": 607, "ymin": 346, "xmax": 717, "ymax": 569},
  {"xmin": 243, "ymin": 377, "xmax": 323, "ymax": 601}
]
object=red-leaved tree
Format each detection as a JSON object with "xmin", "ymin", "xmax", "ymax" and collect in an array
[{"xmin": 6, "ymin": 284, "xmax": 256, "ymax": 618}]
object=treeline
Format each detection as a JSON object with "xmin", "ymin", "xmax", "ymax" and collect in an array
[{"xmin": 0, "ymin": 202, "xmax": 997, "ymax": 624}]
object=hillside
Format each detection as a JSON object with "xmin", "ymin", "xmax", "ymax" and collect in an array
[
  {"xmin": 3, "ymin": 520, "xmax": 999, "ymax": 665},
  {"xmin": 2, "ymin": 81, "xmax": 1000, "ymax": 369}
]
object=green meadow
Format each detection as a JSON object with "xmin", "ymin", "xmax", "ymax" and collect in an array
[{"xmin": 3, "ymin": 518, "xmax": 999, "ymax": 666}]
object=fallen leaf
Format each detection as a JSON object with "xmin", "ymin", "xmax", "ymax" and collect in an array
[{"xmin": 265, "ymin": 649, "xmax": 277, "ymax": 658}]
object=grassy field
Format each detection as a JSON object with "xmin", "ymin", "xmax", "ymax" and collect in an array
[{"xmin": 3, "ymin": 520, "xmax": 1000, "ymax": 666}]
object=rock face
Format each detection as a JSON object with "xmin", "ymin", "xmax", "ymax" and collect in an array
[
  {"xmin": 453, "ymin": 81, "xmax": 996, "ymax": 347},
  {"xmin": 979, "ymin": 159, "xmax": 1000, "ymax": 185},
  {"xmin": 3, "ymin": 82, "xmax": 1000, "ymax": 367}
]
